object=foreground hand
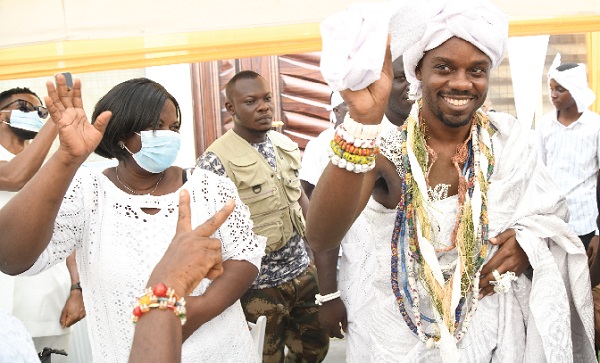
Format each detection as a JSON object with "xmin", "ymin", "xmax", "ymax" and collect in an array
[
  {"xmin": 339, "ymin": 41, "xmax": 394, "ymax": 125},
  {"xmin": 318, "ymin": 298, "xmax": 348, "ymax": 339},
  {"xmin": 60, "ymin": 290, "xmax": 86, "ymax": 328},
  {"xmin": 44, "ymin": 74, "xmax": 111, "ymax": 163},
  {"xmin": 479, "ymin": 229, "xmax": 530, "ymax": 298},
  {"xmin": 148, "ymin": 189, "xmax": 232, "ymax": 296}
]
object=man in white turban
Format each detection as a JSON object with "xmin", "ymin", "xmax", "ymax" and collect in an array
[
  {"xmin": 537, "ymin": 54, "xmax": 600, "ymax": 251},
  {"xmin": 308, "ymin": 0, "xmax": 595, "ymax": 362}
]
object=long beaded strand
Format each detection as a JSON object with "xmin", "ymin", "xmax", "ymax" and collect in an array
[{"xmin": 390, "ymin": 110, "xmax": 495, "ymax": 346}]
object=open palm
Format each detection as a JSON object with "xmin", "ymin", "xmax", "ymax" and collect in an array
[{"xmin": 44, "ymin": 74, "xmax": 111, "ymax": 163}]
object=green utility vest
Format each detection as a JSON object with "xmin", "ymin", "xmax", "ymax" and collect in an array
[{"xmin": 206, "ymin": 130, "xmax": 306, "ymax": 253}]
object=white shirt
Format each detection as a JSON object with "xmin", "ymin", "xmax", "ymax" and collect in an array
[
  {"xmin": 299, "ymin": 127, "xmax": 335, "ymax": 187},
  {"xmin": 0, "ymin": 144, "xmax": 71, "ymax": 338},
  {"xmin": 22, "ymin": 168, "xmax": 264, "ymax": 363},
  {"xmin": 537, "ymin": 109, "xmax": 600, "ymax": 235}
]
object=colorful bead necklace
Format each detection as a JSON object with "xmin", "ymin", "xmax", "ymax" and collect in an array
[{"xmin": 390, "ymin": 103, "xmax": 495, "ymax": 348}]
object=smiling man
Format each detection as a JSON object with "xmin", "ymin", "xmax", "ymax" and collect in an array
[
  {"xmin": 196, "ymin": 70, "xmax": 329, "ymax": 363},
  {"xmin": 306, "ymin": 0, "xmax": 595, "ymax": 362}
]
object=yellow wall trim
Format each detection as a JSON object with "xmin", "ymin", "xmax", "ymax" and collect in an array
[{"xmin": 1, "ymin": 15, "xmax": 600, "ymax": 80}]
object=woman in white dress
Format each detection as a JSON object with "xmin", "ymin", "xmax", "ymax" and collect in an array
[{"xmin": 0, "ymin": 75, "xmax": 264, "ymax": 362}]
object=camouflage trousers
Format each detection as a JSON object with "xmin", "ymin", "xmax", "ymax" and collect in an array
[{"xmin": 241, "ymin": 264, "xmax": 329, "ymax": 363}]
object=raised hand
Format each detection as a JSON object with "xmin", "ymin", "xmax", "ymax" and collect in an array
[
  {"xmin": 339, "ymin": 41, "xmax": 394, "ymax": 125},
  {"xmin": 479, "ymin": 229, "xmax": 530, "ymax": 298},
  {"xmin": 147, "ymin": 189, "xmax": 233, "ymax": 296},
  {"xmin": 44, "ymin": 74, "xmax": 111, "ymax": 164}
]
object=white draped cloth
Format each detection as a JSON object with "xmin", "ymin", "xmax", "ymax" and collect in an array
[
  {"xmin": 362, "ymin": 109, "xmax": 595, "ymax": 362},
  {"xmin": 319, "ymin": 0, "xmax": 507, "ymax": 96}
]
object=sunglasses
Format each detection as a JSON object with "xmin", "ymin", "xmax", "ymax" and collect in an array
[{"xmin": 0, "ymin": 99, "xmax": 49, "ymax": 119}]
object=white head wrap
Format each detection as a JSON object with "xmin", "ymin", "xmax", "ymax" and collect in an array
[
  {"xmin": 401, "ymin": 0, "xmax": 508, "ymax": 99},
  {"xmin": 326, "ymin": 91, "xmax": 345, "ymax": 122},
  {"xmin": 547, "ymin": 53, "xmax": 596, "ymax": 112}
]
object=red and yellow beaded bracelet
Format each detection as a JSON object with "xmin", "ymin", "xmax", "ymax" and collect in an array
[{"xmin": 131, "ymin": 283, "xmax": 187, "ymax": 326}]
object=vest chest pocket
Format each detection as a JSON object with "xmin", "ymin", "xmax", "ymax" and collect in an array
[
  {"xmin": 276, "ymin": 145, "xmax": 302, "ymax": 203},
  {"xmin": 229, "ymin": 158, "xmax": 279, "ymax": 215}
]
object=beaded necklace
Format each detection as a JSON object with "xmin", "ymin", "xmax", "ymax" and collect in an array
[{"xmin": 390, "ymin": 103, "xmax": 495, "ymax": 348}]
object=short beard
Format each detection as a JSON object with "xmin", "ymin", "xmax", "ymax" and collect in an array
[
  {"xmin": 439, "ymin": 114, "xmax": 474, "ymax": 128},
  {"xmin": 9, "ymin": 126, "xmax": 38, "ymax": 140}
]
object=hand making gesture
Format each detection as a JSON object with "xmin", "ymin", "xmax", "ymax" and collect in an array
[
  {"xmin": 44, "ymin": 74, "xmax": 111, "ymax": 164},
  {"xmin": 147, "ymin": 189, "xmax": 232, "ymax": 296}
]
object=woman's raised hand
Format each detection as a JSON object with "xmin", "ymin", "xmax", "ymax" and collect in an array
[{"xmin": 44, "ymin": 74, "xmax": 112, "ymax": 164}]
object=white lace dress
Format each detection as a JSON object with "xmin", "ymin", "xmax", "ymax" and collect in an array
[
  {"xmin": 0, "ymin": 310, "xmax": 39, "ymax": 363},
  {"xmin": 22, "ymin": 168, "xmax": 265, "ymax": 363}
]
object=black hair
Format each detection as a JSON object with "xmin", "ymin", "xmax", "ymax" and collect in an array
[
  {"xmin": 0, "ymin": 87, "xmax": 42, "ymax": 109},
  {"xmin": 225, "ymin": 70, "xmax": 263, "ymax": 102},
  {"xmin": 92, "ymin": 78, "xmax": 181, "ymax": 160},
  {"xmin": 557, "ymin": 63, "xmax": 579, "ymax": 72}
]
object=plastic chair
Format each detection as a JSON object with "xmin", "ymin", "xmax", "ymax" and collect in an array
[{"xmin": 248, "ymin": 315, "xmax": 267, "ymax": 358}]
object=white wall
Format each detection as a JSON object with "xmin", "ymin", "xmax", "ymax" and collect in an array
[{"xmin": 145, "ymin": 64, "xmax": 196, "ymax": 168}]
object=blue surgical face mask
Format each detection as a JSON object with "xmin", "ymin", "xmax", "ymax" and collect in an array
[
  {"xmin": 122, "ymin": 130, "xmax": 181, "ymax": 173},
  {"xmin": 5, "ymin": 109, "xmax": 45, "ymax": 132}
]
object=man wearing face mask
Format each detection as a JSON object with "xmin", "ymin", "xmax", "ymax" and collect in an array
[{"xmin": 0, "ymin": 87, "xmax": 86, "ymax": 362}]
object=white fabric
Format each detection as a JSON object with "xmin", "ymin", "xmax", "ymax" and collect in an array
[
  {"xmin": 327, "ymin": 91, "xmax": 345, "ymax": 123},
  {"xmin": 507, "ymin": 35, "xmax": 550, "ymax": 129},
  {"xmin": 21, "ymin": 168, "xmax": 265, "ymax": 363},
  {"xmin": 299, "ymin": 127, "xmax": 335, "ymax": 186},
  {"xmin": 403, "ymin": 0, "xmax": 508, "ymax": 99},
  {"xmin": 327, "ymin": 91, "xmax": 344, "ymax": 110},
  {"xmin": 536, "ymin": 109, "xmax": 600, "ymax": 235},
  {"xmin": 0, "ymin": 143, "xmax": 71, "ymax": 339},
  {"xmin": 364, "ymin": 110, "xmax": 595, "ymax": 362},
  {"xmin": 298, "ymin": 125, "xmax": 379, "ymax": 362},
  {"xmin": 337, "ymin": 209, "xmax": 378, "ymax": 362},
  {"xmin": 547, "ymin": 53, "xmax": 596, "ymax": 113},
  {"xmin": 0, "ymin": 310, "xmax": 40, "ymax": 363},
  {"xmin": 319, "ymin": 0, "xmax": 430, "ymax": 91}
]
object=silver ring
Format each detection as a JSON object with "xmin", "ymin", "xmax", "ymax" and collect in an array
[{"xmin": 489, "ymin": 270, "xmax": 518, "ymax": 294}]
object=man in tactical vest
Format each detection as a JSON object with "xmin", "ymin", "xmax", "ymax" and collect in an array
[{"xmin": 196, "ymin": 70, "xmax": 329, "ymax": 363}]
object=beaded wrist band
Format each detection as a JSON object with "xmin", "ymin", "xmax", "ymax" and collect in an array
[
  {"xmin": 315, "ymin": 291, "xmax": 341, "ymax": 306},
  {"xmin": 131, "ymin": 283, "xmax": 187, "ymax": 325},
  {"xmin": 340, "ymin": 114, "xmax": 383, "ymax": 141}
]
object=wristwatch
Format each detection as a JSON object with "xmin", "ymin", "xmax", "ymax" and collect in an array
[{"xmin": 70, "ymin": 282, "xmax": 82, "ymax": 291}]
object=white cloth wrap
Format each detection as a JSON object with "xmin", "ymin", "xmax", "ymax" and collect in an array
[
  {"xmin": 547, "ymin": 53, "xmax": 596, "ymax": 113},
  {"xmin": 320, "ymin": 0, "xmax": 430, "ymax": 91},
  {"xmin": 367, "ymin": 109, "xmax": 595, "ymax": 362},
  {"xmin": 485, "ymin": 111, "xmax": 595, "ymax": 362},
  {"xmin": 403, "ymin": 0, "xmax": 508, "ymax": 99}
]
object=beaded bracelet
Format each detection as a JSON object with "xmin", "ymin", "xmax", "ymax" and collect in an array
[
  {"xmin": 330, "ymin": 155, "xmax": 376, "ymax": 173},
  {"xmin": 315, "ymin": 291, "xmax": 341, "ymax": 306},
  {"xmin": 131, "ymin": 283, "xmax": 187, "ymax": 326},
  {"xmin": 339, "ymin": 114, "xmax": 383, "ymax": 141},
  {"xmin": 330, "ymin": 141, "xmax": 377, "ymax": 165}
]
